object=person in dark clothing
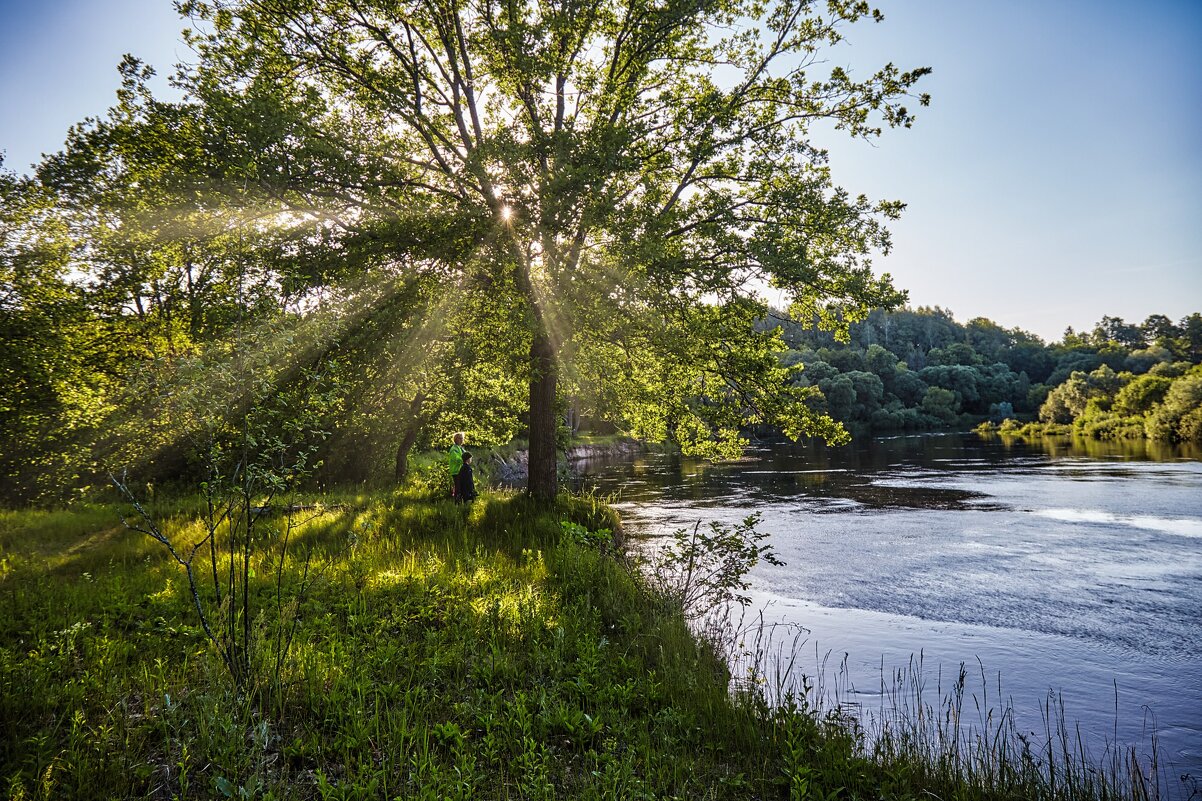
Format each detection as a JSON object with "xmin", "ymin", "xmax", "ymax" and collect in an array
[{"xmin": 455, "ymin": 451, "xmax": 478, "ymax": 503}]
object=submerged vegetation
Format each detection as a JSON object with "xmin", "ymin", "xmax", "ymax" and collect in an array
[{"xmin": 0, "ymin": 488, "xmax": 1176, "ymax": 800}]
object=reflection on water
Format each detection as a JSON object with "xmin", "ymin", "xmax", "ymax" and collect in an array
[
  {"xmin": 983, "ymin": 432, "xmax": 1202, "ymax": 462},
  {"xmin": 581, "ymin": 432, "xmax": 1202, "ymax": 794}
]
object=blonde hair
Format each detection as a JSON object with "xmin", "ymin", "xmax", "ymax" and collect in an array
[{"xmin": 452, "ymin": 432, "xmax": 465, "ymax": 444}]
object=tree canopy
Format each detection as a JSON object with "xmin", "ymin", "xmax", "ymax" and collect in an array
[
  {"xmin": 6, "ymin": 0, "xmax": 937, "ymax": 502},
  {"xmin": 166, "ymin": 0, "xmax": 928, "ymax": 497}
]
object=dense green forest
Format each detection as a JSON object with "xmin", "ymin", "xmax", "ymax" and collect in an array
[
  {"xmin": 764, "ymin": 307, "xmax": 1202, "ymax": 441},
  {"xmin": 4, "ymin": 139, "xmax": 1200, "ymax": 504}
]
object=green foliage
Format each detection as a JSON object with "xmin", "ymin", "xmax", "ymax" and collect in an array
[
  {"xmin": 1040, "ymin": 372, "xmax": 1097, "ymax": 424},
  {"xmin": 14, "ymin": 0, "xmax": 935, "ymax": 500},
  {"xmin": 1144, "ymin": 368, "xmax": 1202, "ymax": 443},
  {"xmin": 0, "ymin": 169, "xmax": 113, "ymax": 504},
  {"xmin": 649, "ymin": 514, "xmax": 783, "ymax": 622},
  {"xmin": 921, "ymin": 386, "xmax": 958, "ymax": 424},
  {"xmin": 1112, "ymin": 374, "xmax": 1172, "ymax": 416},
  {"xmin": 559, "ymin": 520, "xmax": 614, "ymax": 553},
  {"xmin": 978, "ymin": 363, "xmax": 1202, "ymax": 446},
  {"xmin": 772, "ymin": 307, "xmax": 1202, "ymax": 442},
  {"xmin": 0, "ymin": 493, "xmax": 767, "ymax": 799},
  {"xmin": 1123, "ymin": 345, "xmax": 1172, "ymax": 374},
  {"xmin": 2, "ymin": 0, "xmax": 1198, "ymax": 506}
]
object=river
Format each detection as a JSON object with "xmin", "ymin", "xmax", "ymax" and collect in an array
[{"xmin": 580, "ymin": 433, "xmax": 1202, "ymax": 796}]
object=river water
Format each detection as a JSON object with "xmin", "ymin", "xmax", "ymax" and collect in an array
[{"xmin": 580, "ymin": 433, "xmax": 1202, "ymax": 795}]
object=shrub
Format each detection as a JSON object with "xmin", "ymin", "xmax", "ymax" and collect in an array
[
  {"xmin": 1113, "ymin": 375, "xmax": 1172, "ymax": 416},
  {"xmin": 1145, "ymin": 373, "xmax": 1202, "ymax": 442}
]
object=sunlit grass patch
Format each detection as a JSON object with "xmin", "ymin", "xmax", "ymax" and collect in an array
[
  {"xmin": 0, "ymin": 505, "xmax": 129, "ymax": 573},
  {"xmin": 1, "ymin": 490, "xmax": 748, "ymax": 798},
  {"xmin": 2, "ymin": 487, "xmax": 1164, "ymax": 800}
]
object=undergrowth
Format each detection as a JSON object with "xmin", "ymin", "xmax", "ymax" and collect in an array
[{"xmin": 0, "ymin": 488, "xmax": 1177, "ymax": 800}]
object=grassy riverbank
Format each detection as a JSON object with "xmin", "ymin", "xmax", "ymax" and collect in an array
[{"xmin": 0, "ymin": 489, "xmax": 1163, "ymax": 800}]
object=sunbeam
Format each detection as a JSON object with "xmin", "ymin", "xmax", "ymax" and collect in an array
[{"xmin": 93, "ymin": 192, "xmax": 533, "ymax": 483}]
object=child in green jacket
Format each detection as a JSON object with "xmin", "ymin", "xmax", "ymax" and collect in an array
[{"xmin": 448, "ymin": 432, "xmax": 465, "ymax": 497}]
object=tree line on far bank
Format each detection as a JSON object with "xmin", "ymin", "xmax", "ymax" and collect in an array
[{"xmin": 762, "ymin": 306, "xmax": 1202, "ymax": 441}]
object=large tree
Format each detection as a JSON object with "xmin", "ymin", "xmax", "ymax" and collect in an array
[{"xmin": 166, "ymin": 0, "xmax": 927, "ymax": 498}]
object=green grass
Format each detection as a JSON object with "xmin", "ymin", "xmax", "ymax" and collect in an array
[
  {"xmin": 1, "ymin": 490, "xmax": 777, "ymax": 799},
  {"xmin": 0, "ymin": 488, "xmax": 1171, "ymax": 800}
]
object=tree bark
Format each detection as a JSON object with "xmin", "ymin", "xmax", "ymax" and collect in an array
[
  {"xmin": 393, "ymin": 392, "xmax": 427, "ymax": 482},
  {"xmin": 527, "ymin": 329, "xmax": 559, "ymax": 501}
]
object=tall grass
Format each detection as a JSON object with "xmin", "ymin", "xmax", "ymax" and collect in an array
[
  {"xmin": 2, "ymin": 488, "xmax": 1186, "ymax": 800},
  {"xmin": 1, "ymin": 490, "xmax": 776, "ymax": 799},
  {"xmin": 709, "ymin": 609, "xmax": 1185, "ymax": 801}
]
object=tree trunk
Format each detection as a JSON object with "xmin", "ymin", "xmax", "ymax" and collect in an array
[
  {"xmin": 527, "ymin": 330, "xmax": 559, "ymax": 501},
  {"xmin": 393, "ymin": 393, "xmax": 427, "ymax": 482},
  {"xmin": 393, "ymin": 425, "xmax": 420, "ymax": 482}
]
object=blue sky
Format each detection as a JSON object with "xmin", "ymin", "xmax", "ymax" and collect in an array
[{"xmin": 2, "ymin": 0, "xmax": 1200, "ymax": 342}]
